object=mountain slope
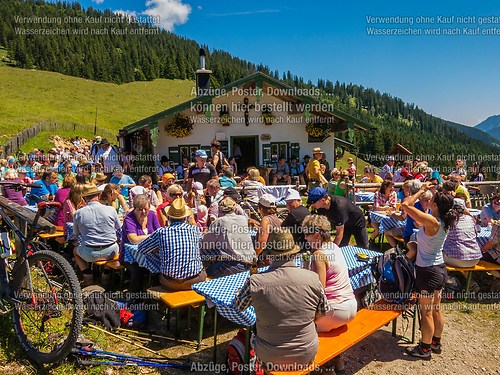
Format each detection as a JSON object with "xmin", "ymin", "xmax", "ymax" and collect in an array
[
  {"xmin": 0, "ymin": 66, "xmax": 193, "ymax": 137},
  {"xmin": 475, "ymin": 115, "xmax": 500, "ymax": 141},
  {"xmin": 446, "ymin": 120, "xmax": 500, "ymax": 147}
]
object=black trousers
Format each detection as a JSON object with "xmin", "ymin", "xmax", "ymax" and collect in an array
[{"xmin": 340, "ymin": 225, "xmax": 369, "ymax": 249}]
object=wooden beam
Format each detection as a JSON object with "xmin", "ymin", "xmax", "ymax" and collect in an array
[{"xmin": 0, "ymin": 197, "xmax": 56, "ymax": 234}]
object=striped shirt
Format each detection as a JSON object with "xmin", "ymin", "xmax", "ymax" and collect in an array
[
  {"xmin": 138, "ymin": 221, "xmax": 203, "ymax": 279},
  {"xmin": 373, "ymin": 191, "xmax": 397, "ymax": 209}
]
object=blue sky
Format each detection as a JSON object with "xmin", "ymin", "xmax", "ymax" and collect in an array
[{"xmin": 61, "ymin": 0, "xmax": 499, "ymax": 126}]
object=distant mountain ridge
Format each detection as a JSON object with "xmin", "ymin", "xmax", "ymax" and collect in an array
[
  {"xmin": 446, "ymin": 120, "xmax": 500, "ymax": 147},
  {"xmin": 475, "ymin": 115, "xmax": 500, "ymax": 141}
]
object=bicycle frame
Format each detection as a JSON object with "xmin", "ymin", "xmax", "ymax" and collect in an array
[{"xmin": 0, "ymin": 198, "xmax": 57, "ymax": 312}]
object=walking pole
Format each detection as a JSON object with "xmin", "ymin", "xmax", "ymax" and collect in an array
[
  {"xmin": 116, "ymin": 327, "xmax": 198, "ymax": 346},
  {"xmin": 86, "ymin": 323, "xmax": 169, "ymax": 359}
]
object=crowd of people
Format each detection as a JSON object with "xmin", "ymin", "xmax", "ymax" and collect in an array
[{"xmin": 0, "ymin": 137, "xmax": 498, "ymax": 371}]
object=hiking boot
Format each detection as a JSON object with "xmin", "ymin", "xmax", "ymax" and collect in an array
[
  {"xmin": 430, "ymin": 343, "xmax": 442, "ymax": 354},
  {"xmin": 406, "ymin": 344, "xmax": 432, "ymax": 360}
]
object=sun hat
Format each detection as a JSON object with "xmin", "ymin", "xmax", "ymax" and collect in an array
[
  {"xmin": 284, "ymin": 189, "xmax": 301, "ymax": 201},
  {"xmin": 347, "ymin": 157, "xmax": 353, "ymax": 163},
  {"xmin": 263, "ymin": 228, "xmax": 300, "ymax": 256},
  {"xmin": 259, "ymin": 194, "xmax": 276, "ymax": 208},
  {"xmin": 303, "ymin": 155, "xmax": 311, "ymax": 159},
  {"xmin": 195, "ymin": 150, "xmax": 208, "ymax": 159},
  {"xmin": 312, "ymin": 147, "xmax": 324, "ymax": 155},
  {"xmin": 100, "ymin": 138, "xmax": 110, "ymax": 146},
  {"xmin": 166, "ymin": 198, "xmax": 190, "ymax": 219},
  {"xmin": 192, "ymin": 181, "xmax": 204, "ymax": 195},
  {"xmin": 81, "ymin": 184, "xmax": 100, "ymax": 198},
  {"xmin": 219, "ymin": 197, "xmax": 236, "ymax": 213},
  {"xmin": 95, "ymin": 172, "xmax": 107, "ymax": 182},
  {"xmin": 161, "ymin": 173, "xmax": 175, "ymax": 185},
  {"xmin": 307, "ymin": 187, "xmax": 328, "ymax": 205},
  {"xmin": 94, "ymin": 136, "xmax": 102, "ymax": 144}
]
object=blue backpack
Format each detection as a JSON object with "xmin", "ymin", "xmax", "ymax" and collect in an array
[{"xmin": 372, "ymin": 246, "xmax": 416, "ymax": 305}]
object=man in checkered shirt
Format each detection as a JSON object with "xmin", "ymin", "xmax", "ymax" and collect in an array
[{"xmin": 138, "ymin": 198, "xmax": 206, "ymax": 290}]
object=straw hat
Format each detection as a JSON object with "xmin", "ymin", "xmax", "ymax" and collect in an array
[
  {"xmin": 219, "ymin": 197, "xmax": 236, "ymax": 213},
  {"xmin": 95, "ymin": 172, "xmax": 107, "ymax": 182},
  {"xmin": 312, "ymin": 147, "xmax": 324, "ymax": 155},
  {"xmin": 264, "ymin": 228, "xmax": 300, "ymax": 256},
  {"xmin": 166, "ymin": 198, "xmax": 190, "ymax": 219},
  {"xmin": 81, "ymin": 184, "xmax": 100, "ymax": 197}
]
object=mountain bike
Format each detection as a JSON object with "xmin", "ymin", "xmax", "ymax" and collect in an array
[{"xmin": 0, "ymin": 181, "xmax": 83, "ymax": 364}]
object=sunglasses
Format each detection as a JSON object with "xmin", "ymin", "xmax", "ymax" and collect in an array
[{"xmin": 170, "ymin": 193, "xmax": 183, "ymax": 198}]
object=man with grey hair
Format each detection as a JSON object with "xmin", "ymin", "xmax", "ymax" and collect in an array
[{"xmin": 200, "ymin": 197, "xmax": 256, "ymax": 278}]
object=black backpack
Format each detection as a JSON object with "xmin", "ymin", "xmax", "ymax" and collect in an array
[{"xmin": 372, "ymin": 246, "xmax": 416, "ymax": 305}]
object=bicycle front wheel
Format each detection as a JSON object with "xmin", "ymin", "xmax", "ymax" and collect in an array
[{"xmin": 11, "ymin": 250, "xmax": 83, "ymax": 364}]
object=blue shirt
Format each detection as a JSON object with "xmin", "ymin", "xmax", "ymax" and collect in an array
[
  {"xmin": 110, "ymin": 174, "xmax": 135, "ymax": 198},
  {"xmin": 138, "ymin": 221, "xmax": 203, "ymax": 279},
  {"xmin": 73, "ymin": 202, "xmax": 121, "ymax": 247},
  {"xmin": 29, "ymin": 179, "xmax": 58, "ymax": 204},
  {"xmin": 403, "ymin": 201, "xmax": 423, "ymax": 238}
]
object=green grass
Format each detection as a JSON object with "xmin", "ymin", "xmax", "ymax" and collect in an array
[{"xmin": 0, "ymin": 66, "xmax": 195, "ymax": 147}]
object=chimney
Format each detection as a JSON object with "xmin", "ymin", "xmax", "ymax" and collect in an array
[{"xmin": 196, "ymin": 48, "xmax": 212, "ymax": 97}]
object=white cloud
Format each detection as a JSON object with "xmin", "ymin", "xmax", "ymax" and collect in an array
[
  {"xmin": 113, "ymin": 9, "xmax": 138, "ymax": 19},
  {"xmin": 91, "ymin": 0, "xmax": 104, "ymax": 4},
  {"xmin": 144, "ymin": 0, "xmax": 191, "ymax": 31},
  {"xmin": 197, "ymin": 5, "xmax": 202, "ymax": 11}
]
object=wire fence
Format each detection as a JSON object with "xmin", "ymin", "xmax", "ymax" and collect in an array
[{"xmin": 0, "ymin": 121, "xmax": 117, "ymax": 155}]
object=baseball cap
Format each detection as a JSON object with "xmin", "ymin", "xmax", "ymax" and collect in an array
[
  {"xmin": 307, "ymin": 187, "xmax": 328, "ymax": 205},
  {"xmin": 192, "ymin": 181, "xmax": 204, "ymax": 195},
  {"xmin": 223, "ymin": 187, "xmax": 241, "ymax": 202},
  {"xmin": 195, "ymin": 150, "xmax": 208, "ymax": 159},
  {"xmin": 285, "ymin": 189, "xmax": 301, "ymax": 201},
  {"xmin": 259, "ymin": 194, "xmax": 276, "ymax": 208}
]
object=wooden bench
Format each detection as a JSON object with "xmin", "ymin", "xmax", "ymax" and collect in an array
[
  {"xmin": 95, "ymin": 253, "xmax": 125, "ymax": 288},
  {"xmin": 446, "ymin": 260, "xmax": 500, "ymax": 301},
  {"xmin": 39, "ymin": 225, "xmax": 66, "ymax": 244},
  {"xmin": 267, "ymin": 300, "xmax": 410, "ymax": 375},
  {"xmin": 147, "ymin": 286, "xmax": 206, "ymax": 349}
]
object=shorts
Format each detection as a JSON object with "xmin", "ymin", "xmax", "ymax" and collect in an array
[
  {"xmin": 76, "ymin": 243, "xmax": 119, "ymax": 263},
  {"xmin": 414, "ymin": 264, "xmax": 447, "ymax": 294}
]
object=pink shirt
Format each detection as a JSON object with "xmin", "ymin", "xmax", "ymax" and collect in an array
[{"xmin": 310, "ymin": 242, "xmax": 354, "ymax": 304}]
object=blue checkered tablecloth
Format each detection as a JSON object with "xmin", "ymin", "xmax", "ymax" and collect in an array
[
  {"xmin": 192, "ymin": 246, "xmax": 379, "ymax": 326},
  {"xmin": 356, "ymin": 192, "xmax": 374, "ymax": 203},
  {"xmin": 123, "ymin": 243, "xmax": 162, "ymax": 272},
  {"xmin": 476, "ymin": 226, "xmax": 491, "ymax": 248},
  {"xmin": 370, "ymin": 211, "xmax": 406, "ymax": 234}
]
